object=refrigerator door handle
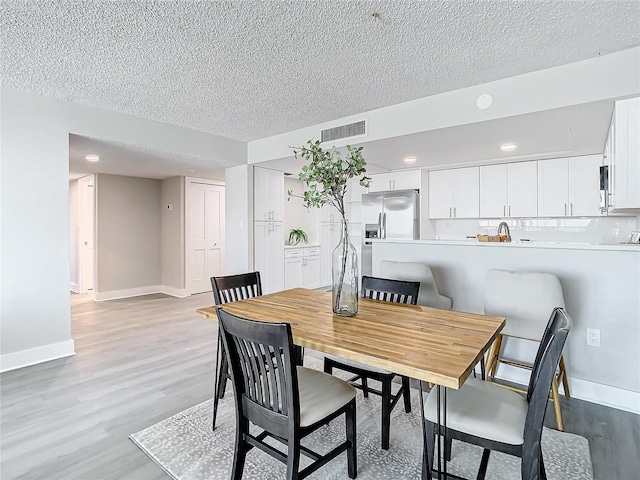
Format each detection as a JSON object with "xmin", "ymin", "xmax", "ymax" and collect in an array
[
  {"xmin": 382, "ymin": 213, "xmax": 387, "ymax": 239},
  {"xmin": 377, "ymin": 213, "xmax": 382, "ymax": 238}
]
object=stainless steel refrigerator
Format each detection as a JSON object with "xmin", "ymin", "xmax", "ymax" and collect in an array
[{"xmin": 361, "ymin": 189, "xmax": 420, "ymax": 276}]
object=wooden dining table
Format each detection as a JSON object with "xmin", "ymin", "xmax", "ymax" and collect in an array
[{"xmin": 197, "ymin": 287, "xmax": 505, "ymax": 479}]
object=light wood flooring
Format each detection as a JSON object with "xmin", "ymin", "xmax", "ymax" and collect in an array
[{"xmin": 1, "ymin": 292, "xmax": 639, "ymax": 479}]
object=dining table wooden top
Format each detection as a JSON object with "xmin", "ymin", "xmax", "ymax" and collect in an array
[{"xmin": 196, "ymin": 288, "xmax": 505, "ymax": 389}]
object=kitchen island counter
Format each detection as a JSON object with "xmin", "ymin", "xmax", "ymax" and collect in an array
[
  {"xmin": 369, "ymin": 238, "xmax": 640, "ymax": 252},
  {"xmin": 371, "ymin": 239, "xmax": 640, "ymax": 414}
]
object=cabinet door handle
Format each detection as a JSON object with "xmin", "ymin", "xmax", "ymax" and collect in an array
[
  {"xmin": 564, "ymin": 203, "xmax": 567, "ymax": 216},
  {"xmin": 449, "ymin": 207, "xmax": 452, "ymax": 218},
  {"xmin": 503, "ymin": 205, "xmax": 506, "ymax": 217},
  {"xmin": 570, "ymin": 203, "xmax": 573, "ymax": 216},
  {"xmin": 508, "ymin": 205, "xmax": 511, "ymax": 217}
]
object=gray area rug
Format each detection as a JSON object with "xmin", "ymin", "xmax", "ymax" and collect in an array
[{"xmin": 130, "ymin": 359, "xmax": 593, "ymax": 480}]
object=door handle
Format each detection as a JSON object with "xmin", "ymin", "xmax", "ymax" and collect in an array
[
  {"xmin": 570, "ymin": 203, "xmax": 573, "ymax": 216},
  {"xmin": 382, "ymin": 213, "xmax": 387, "ymax": 239},
  {"xmin": 508, "ymin": 205, "xmax": 511, "ymax": 217},
  {"xmin": 449, "ymin": 207, "xmax": 452, "ymax": 218},
  {"xmin": 453, "ymin": 207, "xmax": 457, "ymax": 218}
]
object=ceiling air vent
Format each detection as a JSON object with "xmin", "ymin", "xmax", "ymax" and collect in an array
[{"xmin": 321, "ymin": 120, "xmax": 366, "ymax": 143}]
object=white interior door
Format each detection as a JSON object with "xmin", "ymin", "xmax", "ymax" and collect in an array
[
  {"xmin": 78, "ymin": 175, "xmax": 95, "ymax": 294},
  {"xmin": 188, "ymin": 180, "xmax": 225, "ymax": 294}
]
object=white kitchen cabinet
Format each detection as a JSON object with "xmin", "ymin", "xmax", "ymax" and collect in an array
[
  {"xmin": 428, "ymin": 167, "xmax": 479, "ymax": 218},
  {"xmin": 538, "ymin": 155, "xmax": 602, "ymax": 217},
  {"xmin": 320, "ymin": 222, "xmax": 341, "ymax": 286},
  {"xmin": 320, "ymin": 203, "xmax": 340, "ymax": 223},
  {"xmin": 368, "ymin": 169, "xmax": 420, "ymax": 192},
  {"xmin": 480, "ymin": 162, "xmax": 537, "ymax": 218},
  {"xmin": 254, "ymin": 166, "xmax": 284, "ymax": 222},
  {"xmin": 609, "ymin": 97, "xmax": 640, "ymax": 211},
  {"xmin": 284, "ymin": 247, "xmax": 320, "ymax": 290},
  {"xmin": 254, "ymin": 222, "xmax": 284, "ymax": 294},
  {"xmin": 508, "ymin": 162, "xmax": 538, "ymax": 217}
]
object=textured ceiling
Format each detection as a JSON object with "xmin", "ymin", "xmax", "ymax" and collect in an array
[{"xmin": 2, "ymin": 0, "xmax": 639, "ymax": 143}]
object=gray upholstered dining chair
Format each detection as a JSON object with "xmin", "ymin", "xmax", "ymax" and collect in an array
[
  {"xmin": 217, "ymin": 308, "xmax": 357, "ymax": 480},
  {"xmin": 379, "ymin": 260, "xmax": 452, "ymax": 310},
  {"xmin": 483, "ymin": 269, "xmax": 570, "ymax": 430},
  {"xmin": 422, "ymin": 307, "xmax": 572, "ymax": 480},
  {"xmin": 324, "ymin": 275, "xmax": 420, "ymax": 450}
]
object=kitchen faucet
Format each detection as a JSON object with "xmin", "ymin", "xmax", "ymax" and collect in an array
[{"xmin": 497, "ymin": 222, "xmax": 512, "ymax": 242}]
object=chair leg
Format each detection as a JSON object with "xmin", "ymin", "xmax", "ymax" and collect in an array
[
  {"xmin": 402, "ymin": 376, "xmax": 412, "ymax": 413},
  {"xmin": 444, "ymin": 434, "xmax": 452, "ymax": 462},
  {"xmin": 362, "ymin": 377, "xmax": 369, "ymax": 398},
  {"xmin": 286, "ymin": 437, "xmax": 301, "ymax": 480},
  {"xmin": 212, "ymin": 337, "xmax": 228, "ymax": 431},
  {"xmin": 346, "ymin": 399, "xmax": 357, "ymax": 479},
  {"xmin": 423, "ymin": 421, "xmax": 435, "ymax": 480},
  {"xmin": 485, "ymin": 335, "xmax": 502, "ymax": 378},
  {"xmin": 231, "ymin": 418, "xmax": 249, "ymax": 480},
  {"xmin": 559, "ymin": 355, "xmax": 570, "ymax": 398},
  {"xmin": 381, "ymin": 377, "xmax": 392, "ymax": 450},
  {"xmin": 551, "ymin": 376, "xmax": 564, "ymax": 431},
  {"xmin": 323, "ymin": 358, "xmax": 332, "ymax": 374},
  {"xmin": 477, "ymin": 448, "xmax": 491, "ymax": 480}
]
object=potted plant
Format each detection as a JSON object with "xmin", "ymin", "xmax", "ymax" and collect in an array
[
  {"xmin": 291, "ymin": 140, "xmax": 370, "ymax": 316},
  {"xmin": 287, "ymin": 228, "xmax": 309, "ymax": 246}
]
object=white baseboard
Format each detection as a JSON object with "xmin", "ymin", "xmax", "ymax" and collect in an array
[
  {"xmin": 95, "ymin": 285, "xmax": 162, "ymax": 301},
  {"xmin": 477, "ymin": 363, "xmax": 640, "ymax": 414},
  {"xmin": 158, "ymin": 286, "xmax": 190, "ymax": 298},
  {"xmin": 70, "ymin": 282, "xmax": 80, "ymax": 293},
  {"xmin": 95, "ymin": 285, "xmax": 190, "ymax": 301},
  {"xmin": 0, "ymin": 340, "xmax": 75, "ymax": 373}
]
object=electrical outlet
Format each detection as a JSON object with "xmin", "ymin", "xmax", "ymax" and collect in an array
[{"xmin": 587, "ymin": 328, "xmax": 600, "ymax": 347}]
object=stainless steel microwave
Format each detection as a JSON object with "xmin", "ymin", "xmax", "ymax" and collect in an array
[{"xmin": 599, "ymin": 165, "xmax": 609, "ymax": 210}]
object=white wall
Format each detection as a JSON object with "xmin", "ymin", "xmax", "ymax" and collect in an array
[
  {"xmin": 224, "ymin": 165, "xmax": 253, "ymax": 275},
  {"xmin": 161, "ymin": 176, "xmax": 185, "ymax": 292},
  {"xmin": 284, "ymin": 177, "xmax": 320, "ymax": 245},
  {"xmin": 69, "ymin": 179, "xmax": 79, "ymax": 292},
  {"xmin": 96, "ymin": 174, "xmax": 161, "ymax": 293},
  {"xmin": 0, "ymin": 85, "xmax": 246, "ymax": 371},
  {"xmin": 372, "ymin": 241, "xmax": 640, "ymax": 413},
  {"xmin": 0, "ymin": 88, "xmax": 74, "ymax": 370},
  {"xmin": 248, "ymin": 47, "xmax": 640, "ymax": 164}
]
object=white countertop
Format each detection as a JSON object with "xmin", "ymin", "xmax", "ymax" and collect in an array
[{"xmin": 369, "ymin": 238, "xmax": 640, "ymax": 252}]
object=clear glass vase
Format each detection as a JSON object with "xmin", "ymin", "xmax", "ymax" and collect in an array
[{"xmin": 332, "ymin": 219, "xmax": 358, "ymax": 317}]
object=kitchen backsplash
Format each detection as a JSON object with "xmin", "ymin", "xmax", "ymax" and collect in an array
[{"xmin": 433, "ymin": 215, "xmax": 638, "ymax": 244}]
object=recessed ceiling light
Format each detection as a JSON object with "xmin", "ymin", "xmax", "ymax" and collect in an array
[
  {"xmin": 84, "ymin": 154, "xmax": 99, "ymax": 162},
  {"xmin": 500, "ymin": 143, "xmax": 518, "ymax": 152},
  {"xmin": 404, "ymin": 156, "xmax": 417, "ymax": 164},
  {"xmin": 182, "ymin": 168, "xmax": 195, "ymax": 173}
]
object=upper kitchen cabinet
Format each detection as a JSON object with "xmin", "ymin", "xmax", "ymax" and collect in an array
[
  {"xmin": 480, "ymin": 162, "xmax": 537, "ymax": 218},
  {"xmin": 254, "ymin": 166, "xmax": 284, "ymax": 222},
  {"xmin": 429, "ymin": 167, "xmax": 479, "ymax": 218},
  {"xmin": 368, "ymin": 169, "xmax": 421, "ymax": 192},
  {"xmin": 608, "ymin": 97, "xmax": 640, "ymax": 211},
  {"xmin": 538, "ymin": 155, "xmax": 602, "ymax": 217},
  {"xmin": 320, "ymin": 202, "xmax": 340, "ymax": 223}
]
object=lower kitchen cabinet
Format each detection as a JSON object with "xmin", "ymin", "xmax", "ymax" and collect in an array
[{"xmin": 284, "ymin": 247, "xmax": 321, "ymax": 290}]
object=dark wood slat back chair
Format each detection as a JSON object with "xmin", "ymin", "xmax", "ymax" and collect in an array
[
  {"xmin": 210, "ymin": 272, "xmax": 262, "ymax": 430},
  {"xmin": 324, "ymin": 275, "xmax": 420, "ymax": 450},
  {"xmin": 217, "ymin": 308, "xmax": 357, "ymax": 480},
  {"xmin": 422, "ymin": 307, "xmax": 572, "ymax": 480}
]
